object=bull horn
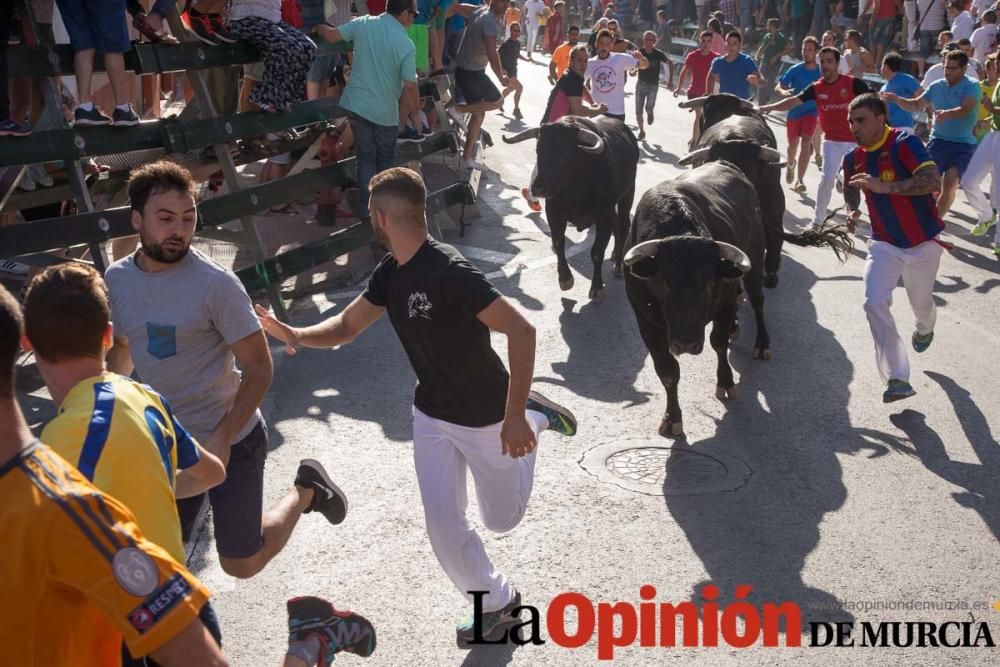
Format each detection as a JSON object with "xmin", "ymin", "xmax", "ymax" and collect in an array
[
  {"xmin": 678, "ymin": 96, "xmax": 708, "ymax": 109},
  {"xmin": 678, "ymin": 147, "xmax": 711, "ymax": 166},
  {"xmin": 716, "ymin": 241, "xmax": 751, "ymax": 273},
  {"xmin": 758, "ymin": 146, "xmax": 784, "ymax": 163},
  {"xmin": 577, "ymin": 127, "xmax": 604, "ymax": 154},
  {"xmin": 623, "ymin": 240, "xmax": 663, "ymax": 266},
  {"xmin": 502, "ymin": 126, "xmax": 541, "ymax": 144}
]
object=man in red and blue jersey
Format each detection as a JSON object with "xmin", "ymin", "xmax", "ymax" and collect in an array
[{"xmin": 842, "ymin": 93, "xmax": 945, "ymax": 403}]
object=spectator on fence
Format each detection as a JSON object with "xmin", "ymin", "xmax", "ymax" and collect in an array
[
  {"xmin": 870, "ymin": 0, "xmax": 900, "ymax": 67},
  {"xmin": 843, "ymin": 29, "xmax": 876, "ymax": 75},
  {"xmin": 914, "ymin": 0, "xmax": 948, "ymax": 77},
  {"xmin": 54, "ymin": 0, "xmax": 140, "ymax": 127},
  {"xmin": 754, "ymin": 19, "xmax": 788, "ymax": 104},
  {"xmin": 882, "ymin": 49, "xmax": 981, "ymax": 215},
  {"xmin": 821, "ymin": 32, "xmax": 852, "ymax": 75},
  {"xmin": 654, "ymin": 10, "xmax": 672, "ymax": 51},
  {"xmin": 317, "ymin": 0, "xmax": 420, "ymax": 209},
  {"xmin": 970, "ymin": 0, "xmax": 994, "ymax": 20},
  {"xmin": 881, "ymin": 51, "xmax": 924, "ymax": 133},
  {"xmin": 784, "ymin": 0, "xmax": 811, "ymax": 48},
  {"xmin": 946, "ymin": 0, "xmax": 974, "ymax": 41},
  {"xmin": 126, "ymin": 0, "xmax": 180, "ymax": 43},
  {"xmin": 922, "ymin": 39, "xmax": 976, "ymax": 85},
  {"xmin": 970, "ymin": 10, "xmax": 998, "ymax": 63}
]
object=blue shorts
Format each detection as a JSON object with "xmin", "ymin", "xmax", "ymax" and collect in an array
[
  {"xmin": 928, "ymin": 138, "xmax": 976, "ymax": 178},
  {"xmin": 55, "ymin": 0, "xmax": 131, "ymax": 53}
]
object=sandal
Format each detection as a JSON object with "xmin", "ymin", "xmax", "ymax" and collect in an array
[{"xmin": 133, "ymin": 12, "xmax": 179, "ymax": 45}]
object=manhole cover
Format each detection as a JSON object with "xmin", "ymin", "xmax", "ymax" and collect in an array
[{"xmin": 579, "ymin": 439, "xmax": 752, "ymax": 496}]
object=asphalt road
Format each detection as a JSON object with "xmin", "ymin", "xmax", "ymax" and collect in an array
[{"xmin": 199, "ymin": 57, "xmax": 1000, "ymax": 666}]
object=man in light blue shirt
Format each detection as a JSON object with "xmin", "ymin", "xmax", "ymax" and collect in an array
[
  {"xmin": 881, "ymin": 49, "xmax": 981, "ymax": 216},
  {"xmin": 879, "ymin": 51, "xmax": 924, "ymax": 133},
  {"xmin": 707, "ymin": 30, "xmax": 763, "ymax": 100},
  {"xmin": 317, "ymin": 0, "xmax": 421, "ymax": 212}
]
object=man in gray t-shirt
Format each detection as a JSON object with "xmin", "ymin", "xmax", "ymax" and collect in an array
[
  {"xmin": 107, "ymin": 161, "xmax": 349, "ymax": 579},
  {"xmin": 451, "ymin": 1, "xmax": 509, "ymax": 170}
]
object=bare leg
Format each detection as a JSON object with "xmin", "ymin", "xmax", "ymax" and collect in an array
[
  {"xmin": 219, "ymin": 486, "xmax": 314, "ymax": 579},
  {"xmin": 104, "ymin": 52, "xmax": 131, "ymax": 107},
  {"xmin": 75, "ymin": 49, "xmax": 97, "ymax": 103},
  {"xmin": 797, "ymin": 137, "xmax": 812, "ymax": 182},
  {"xmin": 936, "ymin": 168, "xmax": 960, "ymax": 216}
]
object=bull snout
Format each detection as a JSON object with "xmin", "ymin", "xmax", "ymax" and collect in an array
[{"xmin": 670, "ymin": 340, "xmax": 704, "ymax": 356}]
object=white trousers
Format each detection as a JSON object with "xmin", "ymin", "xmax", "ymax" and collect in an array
[
  {"xmin": 960, "ymin": 130, "xmax": 1000, "ymax": 241},
  {"xmin": 526, "ymin": 21, "xmax": 539, "ymax": 55},
  {"xmin": 815, "ymin": 139, "xmax": 857, "ymax": 226},
  {"xmin": 904, "ymin": 1, "xmax": 919, "ymax": 51},
  {"xmin": 863, "ymin": 239, "xmax": 943, "ymax": 383},
  {"xmin": 413, "ymin": 407, "xmax": 548, "ymax": 612}
]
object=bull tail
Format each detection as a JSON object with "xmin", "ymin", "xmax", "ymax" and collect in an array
[{"xmin": 781, "ymin": 210, "xmax": 855, "ymax": 262}]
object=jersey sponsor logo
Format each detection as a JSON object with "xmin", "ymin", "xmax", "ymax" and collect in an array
[
  {"xmin": 128, "ymin": 573, "xmax": 192, "ymax": 634},
  {"xmin": 113, "ymin": 547, "xmax": 159, "ymax": 596},
  {"xmin": 818, "ymin": 93, "xmax": 829, "ymax": 99},
  {"xmin": 407, "ymin": 292, "xmax": 433, "ymax": 320}
]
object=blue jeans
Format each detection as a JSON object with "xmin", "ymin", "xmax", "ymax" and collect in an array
[
  {"xmin": 125, "ymin": 0, "xmax": 176, "ymax": 18},
  {"xmin": 349, "ymin": 112, "xmax": 399, "ymax": 210}
]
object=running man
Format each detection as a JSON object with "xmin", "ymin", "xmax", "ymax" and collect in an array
[
  {"xmin": 881, "ymin": 49, "xmax": 982, "ymax": 217},
  {"xmin": 708, "ymin": 30, "xmax": 764, "ymax": 101},
  {"xmin": 673, "ymin": 30, "xmax": 719, "ymax": 149},
  {"xmin": 961, "ymin": 53, "xmax": 999, "ymax": 252},
  {"xmin": 775, "ymin": 35, "xmax": 822, "ymax": 192},
  {"xmin": 549, "ymin": 25, "xmax": 581, "ymax": 83},
  {"xmin": 106, "ymin": 162, "xmax": 348, "ymax": 580},
  {"xmin": 634, "ymin": 29, "xmax": 670, "ymax": 140},
  {"xmin": 21, "ymin": 263, "xmax": 227, "ymax": 663},
  {"xmin": 759, "ymin": 46, "xmax": 870, "ymax": 226},
  {"xmin": 255, "ymin": 167, "xmax": 578, "ymax": 645},
  {"xmin": 842, "ymin": 93, "xmax": 945, "ymax": 403},
  {"xmin": 585, "ymin": 28, "xmax": 649, "ymax": 121},
  {"xmin": 498, "ymin": 21, "xmax": 529, "ymax": 119},
  {"xmin": 880, "ymin": 51, "xmax": 924, "ymax": 134}
]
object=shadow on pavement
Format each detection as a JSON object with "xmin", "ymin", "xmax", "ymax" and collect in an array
[
  {"xmin": 659, "ymin": 254, "xmax": 893, "ymax": 634},
  {"xmin": 890, "ymin": 371, "xmax": 1000, "ymax": 542}
]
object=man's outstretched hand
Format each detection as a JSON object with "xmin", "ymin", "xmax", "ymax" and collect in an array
[{"xmin": 255, "ymin": 304, "xmax": 300, "ymax": 355}]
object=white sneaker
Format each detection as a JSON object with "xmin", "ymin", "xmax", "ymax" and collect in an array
[
  {"xmin": 0, "ymin": 260, "xmax": 30, "ymax": 277},
  {"xmin": 27, "ymin": 164, "xmax": 54, "ymax": 188}
]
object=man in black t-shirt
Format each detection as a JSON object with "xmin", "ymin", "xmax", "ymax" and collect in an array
[
  {"xmin": 498, "ymin": 22, "xmax": 528, "ymax": 119},
  {"xmin": 634, "ymin": 30, "xmax": 670, "ymax": 140},
  {"xmin": 255, "ymin": 167, "xmax": 577, "ymax": 646}
]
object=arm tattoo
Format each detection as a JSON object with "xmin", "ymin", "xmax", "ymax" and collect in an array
[{"xmin": 887, "ymin": 167, "xmax": 940, "ymax": 196}]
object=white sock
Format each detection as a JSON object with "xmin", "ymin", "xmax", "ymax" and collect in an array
[
  {"xmin": 79, "ymin": 102, "xmax": 94, "ymax": 111},
  {"xmin": 116, "ymin": 103, "xmax": 131, "ymax": 112}
]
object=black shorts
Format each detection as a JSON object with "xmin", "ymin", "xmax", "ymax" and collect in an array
[
  {"xmin": 455, "ymin": 67, "xmax": 501, "ymax": 104},
  {"xmin": 177, "ymin": 420, "xmax": 268, "ymax": 559}
]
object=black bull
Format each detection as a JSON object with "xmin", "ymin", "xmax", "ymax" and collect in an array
[
  {"xmin": 678, "ymin": 94, "xmax": 854, "ymax": 284},
  {"xmin": 503, "ymin": 116, "xmax": 639, "ymax": 300},
  {"xmin": 624, "ymin": 162, "xmax": 769, "ymax": 439}
]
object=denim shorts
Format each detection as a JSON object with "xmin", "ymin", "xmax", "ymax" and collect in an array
[
  {"xmin": 918, "ymin": 30, "xmax": 936, "ymax": 59},
  {"xmin": 56, "ymin": 0, "xmax": 130, "ymax": 53},
  {"xmin": 928, "ymin": 138, "xmax": 976, "ymax": 178}
]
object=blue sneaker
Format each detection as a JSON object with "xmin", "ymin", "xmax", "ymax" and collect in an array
[
  {"xmin": 457, "ymin": 590, "xmax": 521, "ymax": 647},
  {"xmin": 526, "ymin": 390, "xmax": 577, "ymax": 436},
  {"xmin": 912, "ymin": 331, "xmax": 933, "ymax": 353},
  {"xmin": 883, "ymin": 379, "xmax": 916, "ymax": 404}
]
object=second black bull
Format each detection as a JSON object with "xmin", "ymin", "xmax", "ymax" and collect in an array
[
  {"xmin": 678, "ymin": 94, "xmax": 854, "ymax": 282},
  {"xmin": 503, "ymin": 116, "xmax": 640, "ymax": 300}
]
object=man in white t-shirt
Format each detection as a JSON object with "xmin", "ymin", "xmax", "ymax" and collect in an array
[
  {"xmin": 947, "ymin": 0, "xmax": 975, "ymax": 41},
  {"xmin": 970, "ymin": 10, "xmax": 998, "ymax": 62},
  {"xmin": 523, "ymin": 0, "xmax": 546, "ymax": 59},
  {"xmin": 584, "ymin": 28, "xmax": 649, "ymax": 121}
]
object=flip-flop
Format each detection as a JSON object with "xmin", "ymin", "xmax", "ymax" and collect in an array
[{"xmin": 133, "ymin": 13, "xmax": 179, "ymax": 44}]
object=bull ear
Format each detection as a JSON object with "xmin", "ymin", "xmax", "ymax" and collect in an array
[
  {"xmin": 624, "ymin": 240, "xmax": 661, "ymax": 279},
  {"xmin": 715, "ymin": 241, "xmax": 751, "ymax": 279}
]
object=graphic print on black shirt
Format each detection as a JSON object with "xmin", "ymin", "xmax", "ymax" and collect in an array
[{"xmin": 362, "ymin": 239, "xmax": 509, "ymax": 427}]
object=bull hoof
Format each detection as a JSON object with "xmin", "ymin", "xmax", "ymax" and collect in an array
[
  {"xmin": 763, "ymin": 273, "xmax": 779, "ymax": 289},
  {"xmin": 658, "ymin": 418, "xmax": 685, "ymax": 438},
  {"xmin": 614, "ymin": 263, "xmax": 624, "ymax": 278},
  {"xmin": 559, "ymin": 276, "xmax": 574, "ymax": 291},
  {"xmin": 715, "ymin": 384, "xmax": 739, "ymax": 400},
  {"xmin": 589, "ymin": 288, "xmax": 607, "ymax": 300},
  {"xmin": 752, "ymin": 347, "xmax": 772, "ymax": 360}
]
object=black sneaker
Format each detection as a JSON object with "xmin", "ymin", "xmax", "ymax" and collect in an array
[
  {"xmin": 209, "ymin": 14, "xmax": 239, "ymax": 43},
  {"xmin": 397, "ymin": 126, "xmax": 426, "ymax": 143},
  {"xmin": 74, "ymin": 106, "xmax": 112, "ymax": 127},
  {"xmin": 112, "ymin": 105, "xmax": 140, "ymax": 127},
  {"xmin": 0, "ymin": 118, "xmax": 31, "ymax": 137},
  {"xmin": 526, "ymin": 390, "xmax": 577, "ymax": 436},
  {"xmin": 295, "ymin": 459, "xmax": 348, "ymax": 525},
  {"xmin": 420, "ymin": 124, "xmax": 433, "ymax": 136},
  {"xmin": 288, "ymin": 596, "xmax": 377, "ymax": 661},
  {"xmin": 189, "ymin": 11, "xmax": 222, "ymax": 45}
]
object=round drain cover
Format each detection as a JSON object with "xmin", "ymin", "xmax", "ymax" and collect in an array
[{"xmin": 579, "ymin": 439, "xmax": 752, "ymax": 496}]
